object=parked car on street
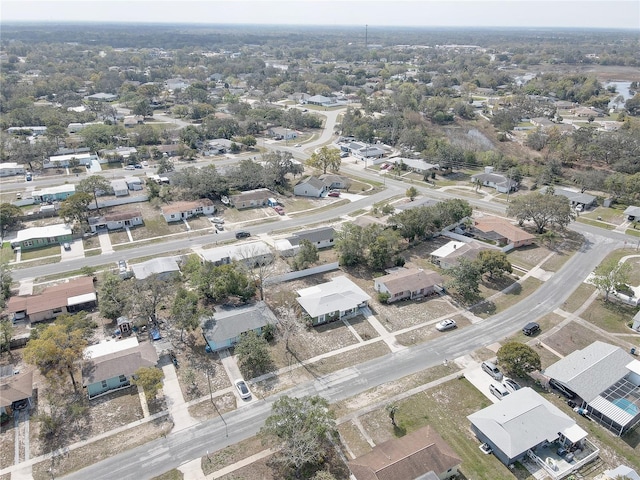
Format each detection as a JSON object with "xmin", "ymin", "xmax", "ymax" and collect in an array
[
  {"xmin": 436, "ymin": 319, "xmax": 457, "ymax": 331},
  {"xmin": 234, "ymin": 379, "xmax": 251, "ymax": 399},
  {"xmin": 235, "ymin": 231, "xmax": 251, "ymax": 239}
]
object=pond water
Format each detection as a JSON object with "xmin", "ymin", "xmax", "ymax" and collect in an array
[{"xmin": 605, "ymin": 81, "xmax": 635, "ymax": 108}]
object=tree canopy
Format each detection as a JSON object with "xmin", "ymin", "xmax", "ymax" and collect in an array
[
  {"xmin": 497, "ymin": 342, "xmax": 542, "ymax": 378},
  {"xmin": 591, "ymin": 257, "xmax": 631, "ymax": 302},
  {"xmin": 235, "ymin": 330, "xmax": 274, "ymax": 378},
  {"xmin": 24, "ymin": 318, "xmax": 90, "ymax": 391},
  {"xmin": 307, "ymin": 146, "xmax": 341, "ymax": 174},
  {"xmin": 507, "ymin": 191, "xmax": 574, "ymax": 233},
  {"xmin": 260, "ymin": 395, "xmax": 337, "ymax": 479}
]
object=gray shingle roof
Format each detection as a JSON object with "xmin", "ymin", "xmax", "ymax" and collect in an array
[
  {"xmin": 202, "ymin": 301, "xmax": 278, "ymax": 344},
  {"xmin": 543, "ymin": 341, "xmax": 632, "ymax": 402},
  {"xmin": 467, "ymin": 387, "xmax": 580, "ymax": 459},
  {"xmin": 288, "ymin": 227, "xmax": 335, "ymax": 245}
]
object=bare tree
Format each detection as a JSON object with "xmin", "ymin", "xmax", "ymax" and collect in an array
[
  {"xmin": 129, "ymin": 273, "xmax": 176, "ymax": 325},
  {"xmin": 236, "ymin": 244, "xmax": 276, "ymax": 301}
]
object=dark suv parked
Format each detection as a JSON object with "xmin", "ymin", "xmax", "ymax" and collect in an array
[{"xmin": 522, "ymin": 322, "xmax": 540, "ymax": 336}]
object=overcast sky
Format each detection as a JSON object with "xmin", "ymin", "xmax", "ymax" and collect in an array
[{"xmin": 2, "ymin": 0, "xmax": 639, "ymax": 29}]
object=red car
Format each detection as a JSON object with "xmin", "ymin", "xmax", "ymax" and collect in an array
[
  {"xmin": 273, "ymin": 206, "xmax": 285, "ymax": 215},
  {"xmin": 328, "ymin": 191, "xmax": 340, "ymax": 197}
]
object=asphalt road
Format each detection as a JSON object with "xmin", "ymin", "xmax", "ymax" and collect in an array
[{"xmin": 61, "ymin": 226, "xmax": 622, "ymax": 480}]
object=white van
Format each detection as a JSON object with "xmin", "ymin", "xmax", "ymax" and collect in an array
[{"xmin": 489, "ymin": 383, "xmax": 510, "ymax": 400}]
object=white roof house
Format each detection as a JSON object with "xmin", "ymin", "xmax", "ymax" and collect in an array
[
  {"xmin": 543, "ymin": 341, "xmax": 640, "ymax": 435},
  {"xmin": 468, "ymin": 388, "xmax": 596, "ymax": 476},
  {"xmin": 296, "ymin": 276, "xmax": 371, "ymax": 326},
  {"xmin": 197, "ymin": 241, "xmax": 274, "ymax": 267},
  {"xmin": 15, "ymin": 224, "xmax": 72, "ymax": 243},
  {"xmin": 131, "ymin": 257, "xmax": 180, "ymax": 280}
]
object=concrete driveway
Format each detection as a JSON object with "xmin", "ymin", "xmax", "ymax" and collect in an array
[
  {"xmin": 464, "ymin": 362, "xmax": 504, "ymax": 404},
  {"xmin": 60, "ymin": 240, "xmax": 85, "ymax": 261}
]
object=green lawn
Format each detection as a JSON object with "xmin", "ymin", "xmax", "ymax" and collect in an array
[
  {"xmin": 20, "ymin": 244, "xmax": 61, "ymax": 261},
  {"xmin": 1, "ymin": 243, "xmax": 14, "ymax": 263},
  {"xmin": 581, "ymin": 298, "xmax": 640, "ymax": 333}
]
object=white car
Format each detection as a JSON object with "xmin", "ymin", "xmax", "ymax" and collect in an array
[
  {"xmin": 294, "ymin": 143, "xmax": 301, "ymax": 147},
  {"xmin": 209, "ymin": 217, "xmax": 225, "ymax": 224},
  {"xmin": 575, "ymin": 204, "xmax": 583, "ymax": 212},
  {"xmin": 234, "ymin": 379, "xmax": 251, "ymax": 399},
  {"xmin": 436, "ymin": 319, "xmax": 457, "ymax": 332}
]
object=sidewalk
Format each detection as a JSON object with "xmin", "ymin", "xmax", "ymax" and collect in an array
[{"xmin": 162, "ymin": 362, "xmax": 198, "ymax": 432}]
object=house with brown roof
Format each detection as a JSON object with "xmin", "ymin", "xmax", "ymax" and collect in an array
[
  {"xmin": 374, "ymin": 268, "xmax": 443, "ymax": 303},
  {"xmin": 0, "ymin": 368, "xmax": 34, "ymax": 414},
  {"xmin": 82, "ymin": 337, "xmax": 158, "ymax": 399},
  {"xmin": 5, "ymin": 276, "xmax": 97, "ymax": 323},
  {"xmin": 88, "ymin": 210, "xmax": 144, "ymax": 232},
  {"xmin": 161, "ymin": 199, "xmax": 215, "ymax": 222},
  {"xmin": 229, "ymin": 188, "xmax": 272, "ymax": 209},
  {"xmin": 348, "ymin": 425, "xmax": 461, "ymax": 480},
  {"xmin": 472, "ymin": 216, "xmax": 535, "ymax": 248}
]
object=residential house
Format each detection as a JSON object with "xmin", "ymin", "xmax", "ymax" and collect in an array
[
  {"xmin": 296, "ymin": 276, "xmax": 371, "ymax": 326},
  {"xmin": 623, "ymin": 205, "xmax": 640, "ymax": 221},
  {"xmin": 472, "ymin": 216, "xmax": 536, "ymax": 248},
  {"xmin": 633, "ymin": 311, "xmax": 640, "ymax": 332},
  {"xmin": 374, "ymin": 268, "xmax": 443, "ymax": 303},
  {"xmin": 5, "ymin": 276, "xmax": 97, "ymax": 323},
  {"xmin": 201, "ymin": 301, "xmax": 278, "ymax": 352},
  {"xmin": 468, "ymin": 388, "xmax": 599, "ymax": 478},
  {"xmin": 11, "ymin": 224, "xmax": 73, "ymax": 251},
  {"xmin": 268, "ymin": 126, "xmax": 298, "ymax": 140},
  {"xmin": 100, "ymin": 146, "xmax": 138, "ymax": 161},
  {"xmin": 86, "ymin": 92, "xmax": 118, "ymax": 102},
  {"xmin": 0, "ymin": 369, "xmax": 34, "ymax": 414},
  {"xmin": 275, "ymin": 227, "xmax": 336, "ymax": 257},
  {"xmin": 165, "ymin": 78, "xmax": 190, "ymax": 91},
  {"xmin": 430, "ymin": 241, "xmax": 486, "ymax": 270},
  {"xmin": 574, "ymin": 106, "xmax": 604, "ymax": 117},
  {"xmin": 389, "ymin": 158, "xmax": 439, "ymax": 174},
  {"xmin": 318, "ymin": 174, "xmax": 350, "ymax": 190},
  {"xmin": 348, "ymin": 425, "xmax": 461, "ymax": 480},
  {"xmin": 471, "ymin": 167, "xmax": 518, "ymax": 194},
  {"xmin": 543, "ymin": 341, "xmax": 640, "ymax": 436},
  {"xmin": 203, "ymin": 138, "xmax": 233, "ymax": 155},
  {"xmin": 229, "ymin": 188, "xmax": 272, "ymax": 209},
  {"xmin": 197, "ymin": 241, "xmax": 274, "ymax": 268},
  {"xmin": 131, "ymin": 257, "xmax": 180, "ymax": 280},
  {"xmin": 161, "ymin": 199, "xmax": 215, "ymax": 222},
  {"xmin": 540, "ymin": 186, "xmax": 597, "ymax": 210},
  {"xmin": 602, "ymin": 466, "xmax": 640, "ymax": 480},
  {"xmin": 123, "ymin": 115, "xmax": 144, "ymax": 127},
  {"xmin": 82, "ymin": 337, "xmax": 158, "ymax": 399},
  {"xmin": 0, "ymin": 162, "xmax": 26, "ymax": 177},
  {"xmin": 31, "ymin": 184, "xmax": 76, "ymax": 203},
  {"xmin": 44, "ymin": 152, "xmax": 98, "ymax": 169},
  {"xmin": 157, "ymin": 144, "xmax": 181, "ymax": 157},
  {"xmin": 395, "ymin": 198, "xmax": 440, "ymax": 213},
  {"xmin": 125, "ymin": 176, "xmax": 143, "ymax": 191},
  {"xmin": 531, "ymin": 117, "xmax": 556, "ymax": 129},
  {"xmin": 88, "ymin": 210, "xmax": 143, "ymax": 232},
  {"xmin": 111, "ymin": 179, "xmax": 129, "ymax": 197},
  {"xmin": 294, "ymin": 176, "xmax": 328, "ymax": 197},
  {"xmin": 306, "ymin": 94, "xmax": 335, "ymax": 107},
  {"xmin": 7, "ymin": 126, "xmax": 47, "ymax": 136},
  {"xmin": 348, "ymin": 142, "xmax": 385, "ymax": 160}
]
